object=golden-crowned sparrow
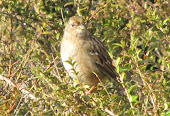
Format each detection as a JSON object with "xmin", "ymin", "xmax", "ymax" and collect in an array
[{"xmin": 61, "ymin": 16, "xmax": 120, "ymax": 95}]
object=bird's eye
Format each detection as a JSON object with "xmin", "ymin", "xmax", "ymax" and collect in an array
[{"xmin": 71, "ymin": 24, "xmax": 75, "ymax": 27}]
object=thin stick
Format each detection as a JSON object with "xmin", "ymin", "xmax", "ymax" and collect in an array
[
  {"xmin": 93, "ymin": 72, "xmax": 111, "ymax": 98},
  {"xmin": 0, "ymin": 75, "xmax": 38, "ymax": 100},
  {"xmin": 61, "ymin": 8, "xmax": 65, "ymax": 24}
]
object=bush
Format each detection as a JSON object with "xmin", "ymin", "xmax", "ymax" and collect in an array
[{"xmin": 0, "ymin": 0, "xmax": 169, "ymax": 115}]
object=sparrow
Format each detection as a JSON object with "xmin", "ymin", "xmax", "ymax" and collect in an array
[{"xmin": 60, "ymin": 16, "xmax": 120, "ymax": 95}]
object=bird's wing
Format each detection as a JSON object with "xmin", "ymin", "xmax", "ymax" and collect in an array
[{"xmin": 88, "ymin": 35, "xmax": 119, "ymax": 81}]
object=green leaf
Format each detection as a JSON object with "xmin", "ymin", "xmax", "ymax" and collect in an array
[
  {"xmin": 163, "ymin": 17, "xmax": 170, "ymax": 25},
  {"xmin": 130, "ymin": 95, "xmax": 138, "ymax": 102},
  {"xmin": 112, "ymin": 43, "xmax": 123, "ymax": 48},
  {"xmin": 44, "ymin": 67, "xmax": 53, "ymax": 75},
  {"xmin": 128, "ymin": 85, "xmax": 136, "ymax": 93},
  {"xmin": 166, "ymin": 110, "xmax": 170, "ymax": 116},
  {"xmin": 64, "ymin": 2, "xmax": 74, "ymax": 7},
  {"xmin": 42, "ymin": 31, "xmax": 53, "ymax": 34}
]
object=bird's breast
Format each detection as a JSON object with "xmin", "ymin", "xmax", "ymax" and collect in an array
[{"xmin": 61, "ymin": 37, "xmax": 100, "ymax": 85}]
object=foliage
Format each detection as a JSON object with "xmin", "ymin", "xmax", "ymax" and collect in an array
[{"xmin": 0, "ymin": 0, "xmax": 169, "ymax": 115}]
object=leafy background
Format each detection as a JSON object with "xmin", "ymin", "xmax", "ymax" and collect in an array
[{"xmin": 0, "ymin": 0, "xmax": 169, "ymax": 115}]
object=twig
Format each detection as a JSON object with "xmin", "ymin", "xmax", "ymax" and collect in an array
[
  {"xmin": 1, "ymin": 12, "xmax": 36, "ymax": 30},
  {"xmin": 61, "ymin": 8, "xmax": 65, "ymax": 24},
  {"xmin": 93, "ymin": 72, "xmax": 111, "ymax": 98},
  {"xmin": 8, "ymin": 12, "xmax": 13, "ymax": 78},
  {"xmin": 13, "ymin": 93, "xmax": 24, "ymax": 116},
  {"xmin": 119, "ymin": 74, "xmax": 134, "ymax": 109},
  {"xmin": 0, "ymin": 75, "xmax": 38, "ymax": 100},
  {"xmin": 134, "ymin": 57, "xmax": 156, "ymax": 109},
  {"xmin": 103, "ymin": 107, "xmax": 116, "ymax": 116},
  {"xmin": 87, "ymin": 3, "xmax": 107, "ymax": 23}
]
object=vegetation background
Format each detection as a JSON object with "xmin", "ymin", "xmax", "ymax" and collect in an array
[{"xmin": 0, "ymin": 0, "xmax": 169, "ymax": 115}]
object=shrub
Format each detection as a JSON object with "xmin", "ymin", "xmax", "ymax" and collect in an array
[{"xmin": 0, "ymin": 0, "xmax": 169, "ymax": 115}]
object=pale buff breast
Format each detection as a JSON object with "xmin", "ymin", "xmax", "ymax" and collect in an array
[{"xmin": 61, "ymin": 36, "xmax": 100, "ymax": 85}]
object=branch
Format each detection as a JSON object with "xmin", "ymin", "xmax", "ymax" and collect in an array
[{"xmin": 0, "ymin": 75, "xmax": 38, "ymax": 101}]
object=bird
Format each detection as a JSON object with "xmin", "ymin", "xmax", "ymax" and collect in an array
[{"xmin": 60, "ymin": 16, "xmax": 120, "ymax": 95}]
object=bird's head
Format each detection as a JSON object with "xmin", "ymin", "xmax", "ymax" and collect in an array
[{"xmin": 64, "ymin": 16, "xmax": 88, "ymax": 37}]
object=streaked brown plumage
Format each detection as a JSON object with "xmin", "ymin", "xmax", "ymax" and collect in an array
[{"xmin": 60, "ymin": 16, "xmax": 120, "ymax": 95}]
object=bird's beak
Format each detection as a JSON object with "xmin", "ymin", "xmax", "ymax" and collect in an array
[{"xmin": 78, "ymin": 24, "xmax": 85, "ymax": 30}]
